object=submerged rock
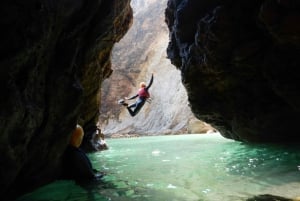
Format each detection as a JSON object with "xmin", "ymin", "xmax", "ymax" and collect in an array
[{"xmin": 246, "ymin": 194, "xmax": 297, "ymax": 201}]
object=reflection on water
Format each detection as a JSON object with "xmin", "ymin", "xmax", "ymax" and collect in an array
[{"xmin": 17, "ymin": 134, "xmax": 300, "ymax": 201}]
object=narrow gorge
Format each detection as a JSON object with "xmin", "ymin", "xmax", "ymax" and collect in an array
[
  {"xmin": 99, "ymin": 0, "xmax": 212, "ymax": 136},
  {"xmin": 0, "ymin": 0, "xmax": 299, "ymax": 200}
]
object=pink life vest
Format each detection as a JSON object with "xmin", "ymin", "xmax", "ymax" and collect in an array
[{"xmin": 138, "ymin": 87, "xmax": 150, "ymax": 99}]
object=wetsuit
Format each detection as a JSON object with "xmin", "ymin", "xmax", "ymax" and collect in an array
[
  {"xmin": 127, "ymin": 74, "xmax": 153, "ymax": 117},
  {"xmin": 62, "ymin": 145, "xmax": 103, "ymax": 182}
]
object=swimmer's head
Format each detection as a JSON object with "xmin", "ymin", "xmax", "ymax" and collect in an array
[
  {"xmin": 140, "ymin": 82, "xmax": 146, "ymax": 88},
  {"xmin": 70, "ymin": 124, "xmax": 84, "ymax": 148}
]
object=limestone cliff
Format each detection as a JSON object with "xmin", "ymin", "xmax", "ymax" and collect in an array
[
  {"xmin": 0, "ymin": 0, "xmax": 132, "ymax": 199},
  {"xmin": 100, "ymin": 0, "xmax": 201, "ymax": 136},
  {"xmin": 165, "ymin": 0, "xmax": 300, "ymax": 142}
]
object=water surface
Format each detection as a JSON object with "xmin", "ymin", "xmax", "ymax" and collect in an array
[{"xmin": 18, "ymin": 134, "xmax": 300, "ymax": 201}]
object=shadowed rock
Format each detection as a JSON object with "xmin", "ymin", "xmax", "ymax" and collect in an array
[
  {"xmin": 0, "ymin": 0, "xmax": 132, "ymax": 199},
  {"xmin": 165, "ymin": 0, "xmax": 300, "ymax": 142}
]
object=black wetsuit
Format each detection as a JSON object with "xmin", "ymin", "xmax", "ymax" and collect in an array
[
  {"xmin": 62, "ymin": 145, "xmax": 102, "ymax": 182},
  {"xmin": 127, "ymin": 74, "xmax": 154, "ymax": 117}
]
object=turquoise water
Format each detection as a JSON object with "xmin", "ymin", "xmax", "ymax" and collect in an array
[{"xmin": 18, "ymin": 134, "xmax": 300, "ymax": 201}]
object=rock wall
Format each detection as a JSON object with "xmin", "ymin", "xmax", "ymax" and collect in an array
[
  {"xmin": 0, "ymin": 0, "xmax": 132, "ymax": 199},
  {"xmin": 165, "ymin": 0, "xmax": 300, "ymax": 142}
]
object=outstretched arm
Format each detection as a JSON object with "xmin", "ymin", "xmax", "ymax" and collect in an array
[
  {"xmin": 126, "ymin": 94, "xmax": 138, "ymax": 100},
  {"xmin": 146, "ymin": 74, "xmax": 154, "ymax": 90}
]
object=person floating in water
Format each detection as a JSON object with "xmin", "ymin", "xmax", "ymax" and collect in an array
[
  {"xmin": 62, "ymin": 124, "xmax": 104, "ymax": 182},
  {"xmin": 118, "ymin": 73, "xmax": 154, "ymax": 117}
]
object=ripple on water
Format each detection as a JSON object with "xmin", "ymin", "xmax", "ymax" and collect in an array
[{"xmin": 17, "ymin": 134, "xmax": 300, "ymax": 201}]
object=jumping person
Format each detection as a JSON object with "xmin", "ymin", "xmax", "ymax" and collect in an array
[{"xmin": 119, "ymin": 73, "xmax": 154, "ymax": 117}]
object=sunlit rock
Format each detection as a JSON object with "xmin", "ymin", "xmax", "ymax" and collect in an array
[
  {"xmin": 99, "ymin": 0, "xmax": 199, "ymax": 136},
  {"xmin": 188, "ymin": 119, "xmax": 217, "ymax": 134}
]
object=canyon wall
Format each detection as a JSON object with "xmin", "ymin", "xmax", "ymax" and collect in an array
[
  {"xmin": 0, "ymin": 0, "xmax": 132, "ymax": 199},
  {"xmin": 165, "ymin": 0, "xmax": 300, "ymax": 142}
]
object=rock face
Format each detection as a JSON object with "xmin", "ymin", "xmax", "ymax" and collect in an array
[
  {"xmin": 165, "ymin": 0, "xmax": 300, "ymax": 142},
  {"xmin": 99, "ymin": 0, "xmax": 199, "ymax": 135},
  {"xmin": 0, "ymin": 0, "xmax": 132, "ymax": 199}
]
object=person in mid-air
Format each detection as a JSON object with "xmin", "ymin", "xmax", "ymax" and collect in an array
[{"xmin": 119, "ymin": 73, "xmax": 154, "ymax": 117}]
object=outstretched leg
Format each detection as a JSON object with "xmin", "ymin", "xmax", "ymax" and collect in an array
[
  {"xmin": 127, "ymin": 100, "xmax": 146, "ymax": 117},
  {"xmin": 126, "ymin": 103, "xmax": 136, "ymax": 117}
]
